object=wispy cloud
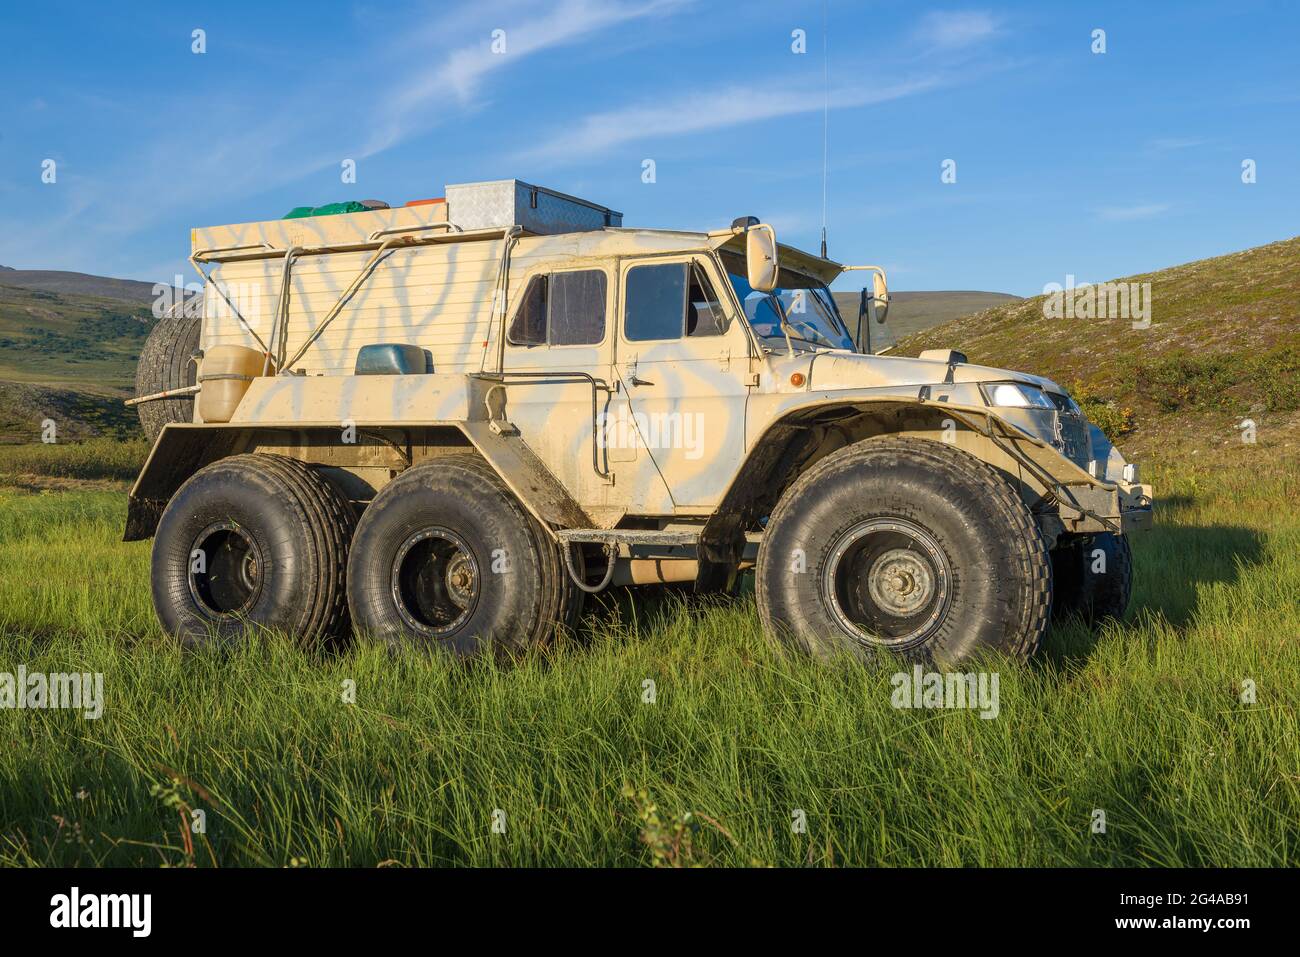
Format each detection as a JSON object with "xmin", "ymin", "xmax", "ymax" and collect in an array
[
  {"xmin": 913, "ymin": 10, "xmax": 1000, "ymax": 50},
  {"xmin": 1096, "ymin": 202, "xmax": 1172, "ymax": 222},
  {"xmin": 1, "ymin": 0, "xmax": 689, "ymax": 277},
  {"xmin": 517, "ymin": 75, "xmax": 945, "ymax": 165},
  {"xmin": 515, "ymin": 7, "xmax": 1006, "ymax": 168},
  {"xmin": 364, "ymin": 0, "xmax": 689, "ymax": 156}
]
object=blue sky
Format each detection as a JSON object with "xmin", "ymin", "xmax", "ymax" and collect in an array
[{"xmin": 1, "ymin": 0, "xmax": 1297, "ymax": 295}]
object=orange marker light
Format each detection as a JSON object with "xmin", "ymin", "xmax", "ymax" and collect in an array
[{"xmin": 790, "ymin": 372, "xmax": 806, "ymax": 387}]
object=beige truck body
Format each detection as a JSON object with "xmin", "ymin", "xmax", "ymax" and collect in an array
[{"xmin": 128, "ymin": 183, "xmax": 1153, "ymax": 582}]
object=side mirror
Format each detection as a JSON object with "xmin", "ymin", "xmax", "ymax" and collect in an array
[
  {"xmin": 844, "ymin": 264, "xmax": 890, "ymax": 325},
  {"xmin": 871, "ymin": 269, "xmax": 889, "ymax": 324},
  {"xmin": 746, "ymin": 224, "xmax": 779, "ymax": 293}
]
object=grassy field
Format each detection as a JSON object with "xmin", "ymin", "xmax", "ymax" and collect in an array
[{"xmin": 0, "ymin": 439, "xmax": 1296, "ymax": 866}]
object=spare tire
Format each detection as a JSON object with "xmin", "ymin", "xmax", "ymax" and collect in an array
[{"xmin": 135, "ymin": 296, "xmax": 202, "ymax": 441}]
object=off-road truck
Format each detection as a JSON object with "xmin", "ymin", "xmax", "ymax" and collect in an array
[{"xmin": 127, "ymin": 179, "xmax": 1153, "ymax": 664}]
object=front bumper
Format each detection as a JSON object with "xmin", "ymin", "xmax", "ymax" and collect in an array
[
  {"xmin": 1061, "ymin": 477, "xmax": 1154, "ymax": 536},
  {"xmin": 1055, "ymin": 421, "xmax": 1152, "ymax": 536},
  {"xmin": 1117, "ymin": 479, "xmax": 1154, "ymax": 532}
]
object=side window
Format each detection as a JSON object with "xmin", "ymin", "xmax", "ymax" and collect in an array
[
  {"xmin": 508, "ymin": 275, "xmax": 547, "ymax": 345},
  {"xmin": 550, "ymin": 271, "xmax": 607, "ymax": 345},
  {"xmin": 508, "ymin": 270, "xmax": 606, "ymax": 346},
  {"xmin": 625, "ymin": 263, "xmax": 687, "ymax": 341},
  {"xmin": 687, "ymin": 264, "xmax": 726, "ymax": 337}
]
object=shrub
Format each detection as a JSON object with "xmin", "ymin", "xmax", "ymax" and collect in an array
[
  {"xmin": 1070, "ymin": 380, "xmax": 1136, "ymax": 439},
  {"xmin": 1134, "ymin": 352, "xmax": 1238, "ymax": 413},
  {"xmin": 1134, "ymin": 341, "xmax": 1300, "ymax": 415}
]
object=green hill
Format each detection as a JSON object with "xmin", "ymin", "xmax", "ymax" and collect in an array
[
  {"xmin": 895, "ymin": 237, "xmax": 1300, "ymax": 463},
  {"xmin": 0, "ymin": 281, "xmax": 155, "ymax": 442},
  {"xmin": 0, "ymin": 283, "xmax": 153, "ymax": 385}
]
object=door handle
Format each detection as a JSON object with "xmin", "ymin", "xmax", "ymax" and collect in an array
[{"xmin": 624, "ymin": 356, "xmax": 652, "ymax": 387}]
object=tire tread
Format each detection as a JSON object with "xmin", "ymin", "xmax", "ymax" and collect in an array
[{"xmin": 756, "ymin": 436, "xmax": 1051, "ymax": 662}]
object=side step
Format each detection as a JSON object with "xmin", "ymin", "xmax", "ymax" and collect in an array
[
  {"xmin": 555, "ymin": 528, "xmax": 701, "ymax": 594},
  {"xmin": 555, "ymin": 529, "xmax": 701, "ymax": 548}
]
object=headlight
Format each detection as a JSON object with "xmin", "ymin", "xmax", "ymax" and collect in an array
[{"xmin": 981, "ymin": 382, "xmax": 1056, "ymax": 409}]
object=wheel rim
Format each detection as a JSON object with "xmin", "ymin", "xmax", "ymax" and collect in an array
[
  {"xmin": 822, "ymin": 518, "xmax": 952, "ymax": 648},
  {"xmin": 391, "ymin": 527, "xmax": 480, "ymax": 636},
  {"xmin": 188, "ymin": 521, "xmax": 263, "ymax": 618}
]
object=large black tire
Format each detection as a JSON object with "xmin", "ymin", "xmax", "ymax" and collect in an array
[
  {"xmin": 1050, "ymin": 532, "xmax": 1133, "ymax": 626},
  {"xmin": 135, "ymin": 300, "xmax": 202, "ymax": 441},
  {"xmin": 151, "ymin": 454, "xmax": 356, "ymax": 647},
  {"xmin": 346, "ymin": 455, "xmax": 581, "ymax": 660},
  {"xmin": 756, "ymin": 437, "xmax": 1052, "ymax": 666}
]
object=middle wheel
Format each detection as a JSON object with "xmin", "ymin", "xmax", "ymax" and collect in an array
[{"xmin": 346, "ymin": 454, "xmax": 574, "ymax": 658}]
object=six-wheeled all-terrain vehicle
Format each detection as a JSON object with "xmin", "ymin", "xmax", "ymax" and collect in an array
[{"xmin": 127, "ymin": 179, "xmax": 1153, "ymax": 664}]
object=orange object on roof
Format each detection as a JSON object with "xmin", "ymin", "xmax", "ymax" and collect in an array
[{"xmin": 404, "ymin": 197, "xmax": 446, "ymax": 207}]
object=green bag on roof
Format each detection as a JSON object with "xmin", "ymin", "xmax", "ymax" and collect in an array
[{"xmin": 283, "ymin": 201, "xmax": 370, "ymax": 219}]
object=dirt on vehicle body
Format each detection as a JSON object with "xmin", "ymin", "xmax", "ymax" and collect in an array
[{"xmin": 128, "ymin": 179, "xmax": 1153, "ymax": 665}]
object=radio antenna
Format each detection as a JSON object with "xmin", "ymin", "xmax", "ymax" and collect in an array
[{"xmin": 820, "ymin": 0, "xmax": 829, "ymax": 259}]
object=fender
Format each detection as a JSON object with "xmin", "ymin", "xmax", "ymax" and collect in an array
[
  {"xmin": 699, "ymin": 396, "xmax": 1144, "ymax": 554},
  {"xmin": 124, "ymin": 421, "xmax": 589, "ymax": 542}
]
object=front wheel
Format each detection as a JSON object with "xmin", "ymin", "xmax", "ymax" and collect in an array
[
  {"xmin": 1051, "ymin": 532, "xmax": 1133, "ymax": 626},
  {"xmin": 756, "ymin": 437, "xmax": 1052, "ymax": 666}
]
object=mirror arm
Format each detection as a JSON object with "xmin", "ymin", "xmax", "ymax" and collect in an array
[
  {"xmin": 857, "ymin": 287, "xmax": 869, "ymax": 354},
  {"xmin": 843, "ymin": 264, "xmax": 889, "ymax": 325}
]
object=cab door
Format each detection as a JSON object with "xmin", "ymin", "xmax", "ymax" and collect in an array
[
  {"xmin": 500, "ymin": 260, "xmax": 675, "ymax": 519},
  {"xmin": 500, "ymin": 263, "xmax": 614, "ymax": 509},
  {"xmin": 615, "ymin": 255, "xmax": 752, "ymax": 509}
]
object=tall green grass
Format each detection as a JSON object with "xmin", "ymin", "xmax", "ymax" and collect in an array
[
  {"xmin": 0, "ymin": 457, "xmax": 1297, "ymax": 867},
  {"xmin": 0, "ymin": 437, "xmax": 149, "ymax": 485}
]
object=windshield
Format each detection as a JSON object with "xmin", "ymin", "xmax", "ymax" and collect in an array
[{"xmin": 721, "ymin": 252, "xmax": 853, "ymax": 351}]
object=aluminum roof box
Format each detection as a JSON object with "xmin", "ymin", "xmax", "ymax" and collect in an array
[{"xmin": 445, "ymin": 179, "xmax": 622, "ymax": 235}]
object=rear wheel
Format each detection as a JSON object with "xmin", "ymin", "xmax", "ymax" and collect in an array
[
  {"xmin": 756, "ymin": 437, "xmax": 1052, "ymax": 665},
  {"xmin": 151, "ymin": 454, "xmax": 356, "ymax": 646},
  {"xmin": 1051, "ymin": 532, "xmax": 1133, "ymax": 626},
  {"xmin": 346, "ymin": 455, "xmax": 580, "ymax": 659}
]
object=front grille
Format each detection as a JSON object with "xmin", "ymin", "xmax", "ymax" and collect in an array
[{"xmin": 1047, "ymin": 392, "xmax": 1090, "ymax": 466}]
